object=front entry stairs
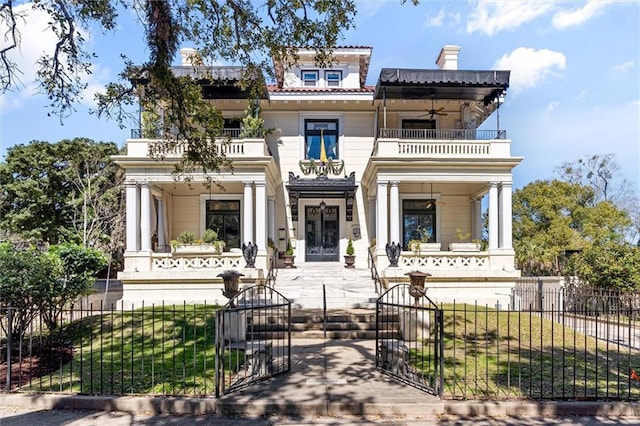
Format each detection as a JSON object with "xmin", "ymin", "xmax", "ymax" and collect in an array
[{"xmin": 274, "ymin": 261, "xmax": 379, "ymax": 309}]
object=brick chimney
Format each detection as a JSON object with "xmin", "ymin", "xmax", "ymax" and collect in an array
[{"xmin": 436, "ymin": 45, "xmax": 461, "ymax": 70}]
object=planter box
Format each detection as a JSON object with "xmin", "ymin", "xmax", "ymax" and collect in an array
[
  {"xmin": 418, "ymin": 242, "xmax": 441, "ymax": 252},
  {"xmin": 172, "ymin": 244, "xmax": 223, "ymax": 254},
  {"xmin": 448, "ymin": 242, "xmax": 481, "ymax": 252}
]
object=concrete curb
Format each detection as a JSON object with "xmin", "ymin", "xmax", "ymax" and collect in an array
[{"xmin": 2, "ymin": 394, "xmax": 640, "ymax": 418}]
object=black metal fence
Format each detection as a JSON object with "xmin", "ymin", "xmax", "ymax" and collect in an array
[
  {"xmin": 1, "ymin": 302, "xmax": 219, "ymax": 396},
  {"xmin": 4, "ymin": 283, "xmax": 640, "ymax": 401},
  {"xmin": 215, "ymin": 285, "xmax": 291, "ymax": 397},
  {"xmin": 376, "ymin": 284, "xmax": 444, "ymax": 396},
  {"xmin": 441, "ymin": 284, "xmax": 640, "ymax": 400}
]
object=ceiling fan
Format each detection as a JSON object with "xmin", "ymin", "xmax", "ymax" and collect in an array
[
  {"xmin": 420, "ymin": 96, "xmax": 448, "ymax": 119},
  {"xmin": 424, "ymin": 182, "xmax": 446, "ymax": 209}
]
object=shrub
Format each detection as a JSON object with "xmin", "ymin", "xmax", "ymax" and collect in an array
[
  {"xmin": 202, "ymin": 229, "xmax": 218, "ymax": 243},
  {"xmin": 346, "ymin": 239, "xmax": 354, "ymax": 256},
  {"xmin": 177, "ymin": 230, "xmax": 196, "ymax": 244}
]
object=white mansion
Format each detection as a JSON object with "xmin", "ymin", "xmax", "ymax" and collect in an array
[{"xmin": 114, "ymin": 45, "xmax": 522, "ymax": 306}]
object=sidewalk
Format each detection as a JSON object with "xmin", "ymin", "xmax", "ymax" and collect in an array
[{"xmin": 2, "ymin": 338, "xmax": 640, "ymax": 421}]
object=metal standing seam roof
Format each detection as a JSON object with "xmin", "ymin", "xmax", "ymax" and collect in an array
[{"xmin": 374, "ymin": 68, "xmax": 510, "ymax": 105}]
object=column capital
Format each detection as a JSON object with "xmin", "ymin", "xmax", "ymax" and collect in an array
[
  {"xmin": 377, "ymin": 180, "xmax": 389, "ymax": 186},
  {"xmin": 499, "ymin": 182, "xmax": 513, "ymax": 189},
  {"xmin": 243, "ymin": 181, "xmax": 254, "ymax": 187},
  {"xmin": 254, "ymin": 181, "xmax": 267, "ymax": 187}
]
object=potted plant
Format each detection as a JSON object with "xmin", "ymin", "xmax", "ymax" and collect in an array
[
  {"xmin": 283, "ymin": 241, "xmax": 296, "ymax": 268},
  {"xmin": 449, "ymin": 228, "xmax": 481, "ymax": 252},
  {"xmin": 344, "ymin": 238, "xmax": 355, "ymax": 268}
]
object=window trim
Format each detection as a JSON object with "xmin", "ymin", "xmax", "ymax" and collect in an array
[
  {"xmin": 400, "ymin": 194, "xmax": 442, "ymax": 250},
  {"xmin": 324, "ymin": 70, "xmax": 342, "ymax": 87},
  {"xmin": 301, "ymin": 70, "xmax": 319, "ymax": 87},
  {"xmin": 304, "ymin": 118, "xmax": 339, "ymax": 160},
  {"xmin": 199, "ymin": 194, "xmax": 243, "ymax": 248}
]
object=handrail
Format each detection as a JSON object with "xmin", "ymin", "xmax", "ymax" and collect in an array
[
  {"xmin": 368, "ymin": 246, "xmax": 383, "ymax": 294},
  {"xmin": 265, "ymin": 248, "xmax": 278, "ymax": 288},
  {"xmin": 378, "ymin": 128, "xmax": 506, "ymax": 140}
]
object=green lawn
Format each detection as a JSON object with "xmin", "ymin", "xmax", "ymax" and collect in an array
[
  {"xmin": 19, "ymin": 304, "xmax": 225, "ymax": 396},
  {"xmin": 410, "ymin": 305, "xmax": 640, "ymax": 399}
]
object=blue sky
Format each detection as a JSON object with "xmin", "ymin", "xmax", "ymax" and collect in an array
[{"xmin": 1, "ymin": 0, "xmax": 638, "ymax": 191}]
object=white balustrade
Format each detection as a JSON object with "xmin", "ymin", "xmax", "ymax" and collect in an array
[
  {"xmin": 399, "ymin": 252, "xmax": 489, "ymax": 270},
  {"xmin": 152, "ymin": 254, "xmax": 243, "ymax": 271}
]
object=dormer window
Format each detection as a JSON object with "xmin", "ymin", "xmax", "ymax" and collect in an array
[
  {"xmin": 325, "ymin": 70, "xmax": 342, "ymax": 87},
  {"xmin": 302, "ymin": 70, "xmax": 319, "ymax": 87}
]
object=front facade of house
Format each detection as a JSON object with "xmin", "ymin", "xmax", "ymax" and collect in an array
[{"xmin": 114, "ymin": 45, "xmax": 522, "ymax": 307}]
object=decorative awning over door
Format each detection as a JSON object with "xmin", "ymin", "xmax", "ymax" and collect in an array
[{"xmin": 286, "ymin": 172, "xmax": 358, "ymax": 221}]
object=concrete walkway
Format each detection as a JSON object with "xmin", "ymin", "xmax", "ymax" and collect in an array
[{"xmin": 217, "ymin": 338, "xmax": 441, "ymax": 417}]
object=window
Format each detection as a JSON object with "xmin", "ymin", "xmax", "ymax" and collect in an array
[
  {"xmin": 402, "ymin": 199, "xmax": 436, "ymax": 250},
  {"xmin": 402, "ymin": 119, "xmax": 436, "ymax": 130},
  {"xmin": 305, "ymin": 120, "xmax": 338, "ymax": 160},
  {"xmin": 206, "ymin": 200, "xmax": 240, "ymax": 249},
  {"xmin": 325, "ymin": 70, "xmax": 342, "ymax": 87},
  {"xmin": 302, "ymin": 70, "xmax": 319, "ymax": 87}
]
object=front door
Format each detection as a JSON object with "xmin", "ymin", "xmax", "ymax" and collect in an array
[{"xmin": 305, "ymin": 205, "xmax": 339, "ymax": 262}]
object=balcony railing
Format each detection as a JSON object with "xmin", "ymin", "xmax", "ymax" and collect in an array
[
  {"xmin": 125, "ymin": 129, "xmax": 269, "ymax": 158},
  {"xmin": 378, "ymin": 128, "xmax": 506, "ymax": 140},
  {"xmin": 374, "ymin": 128, "xmax": 511, "ymax": 158}
]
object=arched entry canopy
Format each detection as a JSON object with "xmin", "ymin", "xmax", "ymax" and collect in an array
[{"xmin": 286, "ymin": 172, "xmax": 358, "ymax": 221}]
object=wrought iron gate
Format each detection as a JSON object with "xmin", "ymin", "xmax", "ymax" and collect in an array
[
  {"xmin": 215, "ymin": 285, "xmax": 291, "ymax": 396},
  {"xmin": 375, "ymin": 284, "xmax": 443, "ymax": 396}
]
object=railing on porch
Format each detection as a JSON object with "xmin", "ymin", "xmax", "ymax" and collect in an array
[
  {"xmin": 378, "ymin": 128, "xmax": 506, "ymax": 140},
  {"xmin": 399, "ymin": 251, "xmax": 489, "ymax": 270},
  {"xmin": 124, "ymin": 133, "xmax": 268, "ymax": 158},
  {"xmin": 368, "ymin": 246, "xmax": 383, "ymax": 294},
  {"xmin": 152, "ymin": 252, "xmax": 243, "ymax": 271},
  {"xmin": 373, "ymin": 128, "xmax": 510, "ymax": 158}
]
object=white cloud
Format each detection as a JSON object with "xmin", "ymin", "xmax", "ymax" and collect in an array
[
  {"xmin": 552, "ymin": 0, "xmax": 613, "ymax": 30},
  {"xmin": 425, "ymin": 9, "xmax": 446, "ymax": 28},
  {"xmin": 0, "ymin": 2, "xmax": 109, "ymax": 112},
  {"xmin": 544, "ymin": 101, "xmax": 560, "ymax": 119},
  {"xmin": 612, "ymin": 60, "xmax": 634, "ymax": 74},
  {"xmin": 467, "ymin": 1, "xmax": 553, "ymax": 36},
  {"xmin": 493, "ymin": 47, "xmax": 566, "ymax": 95},
  {"xmin": 574, "ymin": 90, "xmax": 588, "ymax": 101}
]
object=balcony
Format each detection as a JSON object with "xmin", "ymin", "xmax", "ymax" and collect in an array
[
  {"xmin": 126, "ymin": 128, "xmax": 270, "ymax": 158},
  {"xmin": 374, "ymin": 128, "xmax": 510, "ymax": 158}
]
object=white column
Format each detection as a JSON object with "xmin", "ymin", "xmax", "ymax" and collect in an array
[
  {"xmin": 243, "ymin": 181, "xmax": 254, "ymax": 243},
  {"xmin": 472, "ymin": 197, "xmax": 483, "ymax": 242},
  {"xmin": 389, "ymin": 181, "xmax": 400, "ymax": 244},
  {"xmin": 267, "ymin": 198, "xmax": 276, "ymax": 244},
  {"xmin": 140, "ymin": 184, "xmax": 152, "ymax": 252},
  {"xmin": 488, "ymin": 182, "xmax": 499, "ymax": 250},
  {"xmin": 499, "ymin": 182, "xmax": 513, "ymax": 250},
  {"xmin": 125, "ymin": 183, "xmax": 139, "ymax": 252},
  {"xmin": 376, "ymin": 181, "xmax": 388, "ymax": 252},
  {"xmin": 368, "ymin": 197, "xmax": 376, "ymax": 241},
  {"xmin": 255, "ymin": 181, "xmax": 267, "ymax": 250},
  {"xmin": 157, "ymin": 195, "xmax": 167, "ymax": 252}
]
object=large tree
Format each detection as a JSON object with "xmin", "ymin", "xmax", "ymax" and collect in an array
[
  {"xmin": 556, "ymin": 153, "xmax": 640, "ymax": 244},
  {"xmin": 1, "ymin": 1, "xmax": 417, "ymax": 175},
  {"xmin": 512, "ymin": 179, "xmax": 631, "ymax": 276},
  {"xmin": 0, "ymin": 138, "xmax": 124, "ymax": 258}
]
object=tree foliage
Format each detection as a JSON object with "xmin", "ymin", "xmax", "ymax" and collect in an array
[
  {"xmin": 1, "ymin": 0, "xmax": 426, "ymax": 177},
  {"xmin": 0, "ymin": 242, "xmax": 106, "ymax": 339},
  {"xmin": 513, "ymin": 179, "xmax": 631, "ymax": 276},
  {"xmin": 569, "ymin": 242, "xmax": 640, "ymax": 291},
  {"xmin": 0, "ymin": 138, "xmax": 124, "ymax": 260}
]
